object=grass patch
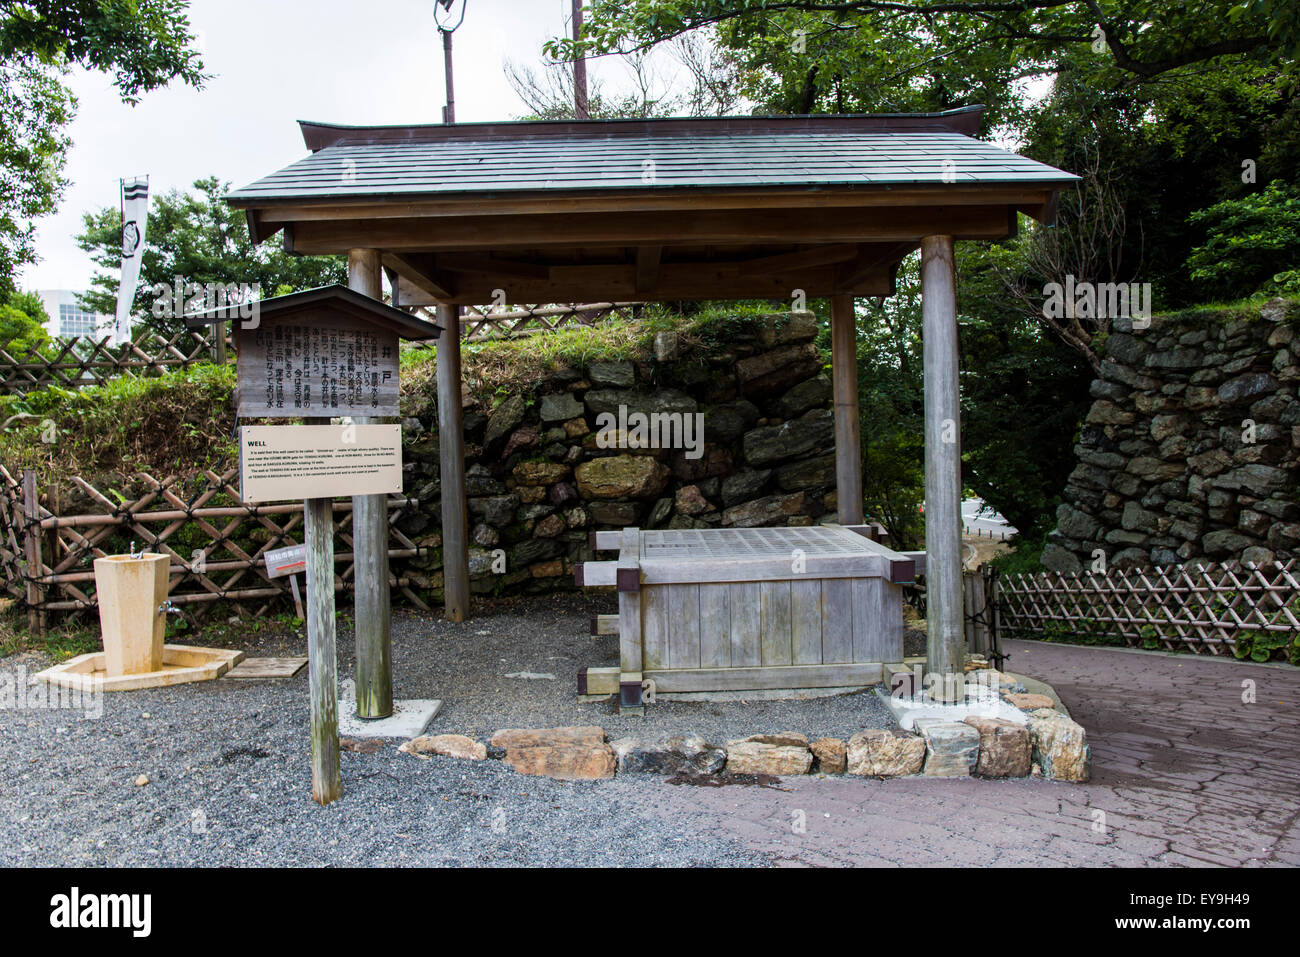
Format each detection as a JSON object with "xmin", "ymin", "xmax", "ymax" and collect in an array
[
  {"xmin": 0, "ymin": 363, "xmax": 238, "ymax": 486},
  {"xmin": 401, "ymin": 301, "xmax": 804, "ymax": 412}
]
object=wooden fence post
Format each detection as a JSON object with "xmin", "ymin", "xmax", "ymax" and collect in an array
[{"xmin": 21, "ymin": 469, "xmax": 44, "ymax": 634}]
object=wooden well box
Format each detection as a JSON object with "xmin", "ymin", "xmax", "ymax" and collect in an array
[{"xmin": 578, "ymin": 525, "xmax": 914, "ymax": 711}]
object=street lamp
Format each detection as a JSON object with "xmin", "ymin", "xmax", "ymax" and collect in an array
[{"xmin": 435, "ymin": 0, "xmax": 468, "ymax": 124}]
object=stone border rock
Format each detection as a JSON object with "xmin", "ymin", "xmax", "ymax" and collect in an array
[{"xmin": 388, "ymin": 672, "xmax": 1091, "ymax": 784}]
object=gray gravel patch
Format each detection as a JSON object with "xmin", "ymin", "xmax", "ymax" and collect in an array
[{"xmin": 0, "ymin": 593, "xmax": 897, "ymax": 867}]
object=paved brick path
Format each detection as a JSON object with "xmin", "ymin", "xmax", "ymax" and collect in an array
[{"xmin": 641, "ymin": 640, "xmax": 1300, "ymax": 866}]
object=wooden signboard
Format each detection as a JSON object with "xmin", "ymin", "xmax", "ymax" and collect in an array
[
  {"xmin": 239, "ymin": 424, "xmax": 402, "ymax": 503},
  {"xmin": 235, "ymin": 313, "xmax": 400, "ymax": 418}
]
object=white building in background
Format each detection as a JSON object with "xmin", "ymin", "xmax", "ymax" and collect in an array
[{"xmin": 36, "ymin": 289, "xmax": 109, "ymax": 339}]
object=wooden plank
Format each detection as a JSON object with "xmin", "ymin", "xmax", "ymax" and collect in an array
[
  {"xmin": 790, "ymin": 577, "xmax": 824, "ymax": 665},
  {"xmin": 224, "ymin": 656, "xmax": 308, "ymax": 679},
  {"xmin": 698, "ymin": 583, "xmax": 730, "ymax": 669},
  {"xmin": 618, "ymin": 528, "xmax": 643, "ymax": 675},
  {"xmin": 729, "ymin": 582, "xmax": 761, "ymax": 667},
  {"xmin": 667, "ymin": 583, "xmax": 701, "ymax": 670},
  {"xmin": 760, "ymin": 580, "xmax": 793, "ymax": 666},
  {"xmin": 642, "ymin": 586, "xmax": 670, "ymax": 671},
  {"xmin": 852, "ymin": 577, "xmax": 899, "ymax": 663},
  {"xmin": 646, "ymin": 662, "xmax": 883, "ymax": 693},
  {"xmin": 591, "ymin": 530, "xmax": 620, "ymax": 551},
  {"xmin": 575, "ymin": 561, "xmax": 618, "ymax": 587},
  {"xmin": 879, "ymin": 581, "xmax": 905, "ymax": 664},
  {"xmin": 436, "ymin": 303, "xmax": 470, "ymax": 621},
  {"xmin": 590, "ymin": 613, "xmax": 618, "ymax": 635},
  {"xmin": 831, "ymin": 294, "xmax": 864, "ymax": 525},
  {"xmin": 821, "ymin": 578, "xmax": 854, "ymax": 664},
  {"xmin": 384, "ymin": 251, "xmax": 454, "ymax": 299},
  {"xmin": 305, "ymin": 494, "xmax": 341, "ymax": 805},
  {"xmin": 638, "ymin": 553, "xmax": 889, "ymax": 584},
  {"xmin": 580, "ymin": 666, "xmax": 619, "ymax": 695}
]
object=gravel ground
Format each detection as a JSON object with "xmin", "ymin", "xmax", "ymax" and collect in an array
[{"xmin": 0, "ymin": 593, "xmax": 896, "ymax": 867}]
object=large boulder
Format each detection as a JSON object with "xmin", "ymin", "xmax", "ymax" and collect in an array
[
  {"xmin": 735, "ymin": 343, "xmax": 822, "ymax": 396},
  {"xmin": 962, "ymin": 716, "xmax": 1031, "ymax": 778},
  {"xmin": 483, "ymin": 395, "xmax": 526, "ymax": 452},
  {"xmin": 773, "ymin": 374, "xmax": 831, "ymax": 419},
  {"xmin": 721, "ymin": 491, "xmax": 813, "ymax": 528},
  {"xmin": 724, "ymin": 733, "xmax": 813, "ymax": 775},
  {"xmin": 846, "ymin": 729, "xmax": 925, "ymax": 777},
  {"xmin": 742, "ymin": 409, "xmax": 834, "ymax": 465},
  {"xmin": 489, "ymin": 726, "xmax": 616, "ymax": 780},
  {"xmin": 539, "ymin": 392, "xmax": 584, "ymax": 422},
  {"xmin": 610, "ymin": 734, "xmax": 726, "ymax": 774},
  {"xmin": 575, "ymin": 455, "xmax": 670, "ymax": 499},
  {"xmin": 914, "ymin": 718, "xmax": 980, "ymax": 777},
  {"xmin": 1027, "ymin": 709, "xmax": 1091, "ymax": 782},
  {"xmin": 584, "ymin": 388, "xmax": 697, "ymax": 418}
]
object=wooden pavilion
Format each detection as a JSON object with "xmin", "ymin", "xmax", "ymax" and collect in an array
[{"xmin": 227, "ymin": 105, "xmax": 1076, "ymax": 708}]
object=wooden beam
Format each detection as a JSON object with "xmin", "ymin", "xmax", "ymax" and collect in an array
[
  {"xmin": 437, "ymin": 253, "xmax": 550, "ymax": 280},
  {"xmin": 348, "ymin": 249, "xmax": 393, "ymax": 720},
  {"xmin": 249, "ymin": 185, "xmax": 1065, "ymax": 222},
  {"xmin": 736, "ymin": 244, "xmax": 859, "ymax": 276},
  {"xmin": 383, "ymin": 251, "xmax": 454, "ymax": 300},
  {"xmin": 436, "ymin": 303, "xmax": 470, "ymax": 621},
  {"xmin": 289, "ymin": 205, "xmax": 1017, "ymax": 255},
  {"xmin": 431, "ymin": 261, "xmax": 893, "ymax": 305},
  {"xmin": 635, "ymin": 245, "xmax": 662, "ymax": 295},
  {"xmin": 837, "ymin": 242, "xmax": 916, "ymax": 290},
  {"xmin": 920, "ymin": 234, "xmax": 963, "ymax": 700},
  {"xmin": 830, "ymin": 294, "xmax": 864, "ymax": 525}
]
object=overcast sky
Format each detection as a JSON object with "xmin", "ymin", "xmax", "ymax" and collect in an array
[{"xmin": 21, "ymin": 0, "xmax": 648, "ymax": 292}]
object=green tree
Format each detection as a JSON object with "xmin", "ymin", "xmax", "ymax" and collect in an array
[
  {"xmin": 1185, "ymin": 180, "xmax": 1300, "ymax": 300},
  {"xmin": 0, "ymin": 287, "xmax": 51, "ymax": 357},
  {"xmin": 75, "ymin": 177, "xmax": 346, "ymax": 336},
  {"xmin": 0, "ymin": 0, "xmax": 205, "ymax": 293}
]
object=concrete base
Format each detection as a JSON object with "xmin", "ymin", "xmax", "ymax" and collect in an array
[
  {"xmin": 878, "ymin": 682, "xmax": 1028, "ymax": 731},
  {"xmin": 35, "ymin": 645, "xmax": 242, "ymax": 692},
  {"xmin": 336, "ymin": 682, "xmax": 441, "ymax": 739}
]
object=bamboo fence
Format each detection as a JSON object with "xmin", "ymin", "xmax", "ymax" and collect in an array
[
  {"xmin": 997, "ymin": 561, "xmax": 1300, "ymax": 656},
  {"xmin": 0, "ymin": 465, "xmax": 433, "ymax": 633}
]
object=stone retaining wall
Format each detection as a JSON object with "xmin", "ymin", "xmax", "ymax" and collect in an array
[
  {"xmin": 1044, "ymin": 299, "xmax": 1300, "ymax": 572},
  {"xmin": 397, "ymin": 313, "xmax": 845, "ymax": 602}
]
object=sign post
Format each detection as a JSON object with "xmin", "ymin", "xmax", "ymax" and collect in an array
[{"xmin": 187, "ymin": 285, "xmax": 439, "ymax": 804}]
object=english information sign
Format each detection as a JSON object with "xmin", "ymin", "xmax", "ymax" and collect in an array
[{"xmin": 239, "ymin": 424, "xmax": 403, "ymax": 503}]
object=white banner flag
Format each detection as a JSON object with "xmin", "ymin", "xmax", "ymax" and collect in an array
[{"xmin": 112, "ymin": 176, "xmax": 149, "ymax": 346}]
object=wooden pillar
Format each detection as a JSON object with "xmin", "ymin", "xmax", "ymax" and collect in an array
[
  {"xmin": 436, "ymin": 303, "xmax": 469, "ymax": 621},
  {"xmin": 830, "ymin": 295, "xmax": 864, "ymax": 525},
  {"xmin": 920, "ymin": 235, "xmax": 964, "ymax": 699},
  {"xmin": 347, "ymin": 248, "xmax": 392, "ymax": 718},
  {"xmin": 305, "ymin": 490, "xmax": 341, "ymax": 805}
]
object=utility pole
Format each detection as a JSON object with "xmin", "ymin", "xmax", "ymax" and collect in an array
[{"xmin": 572, "ymin": 0, "xmax": 588, "ymax": 119}]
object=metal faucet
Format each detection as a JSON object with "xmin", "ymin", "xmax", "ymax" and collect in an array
[
  {"xmin": 129, "ymin": 540, "xmax": 145, "ymax": 559},
  {"xmin": 158, "ymin": 599, "xmax": 183, "ymax": 617}
]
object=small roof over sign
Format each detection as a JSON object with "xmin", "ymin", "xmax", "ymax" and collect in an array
[{"xmin": 182, "ymin": 284, "xmax": 440, "ymax": 341}]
